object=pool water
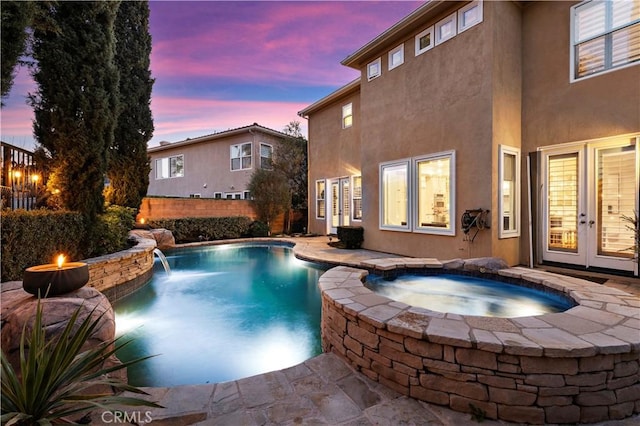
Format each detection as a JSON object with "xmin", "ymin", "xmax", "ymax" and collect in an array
[
  {"xmin": 113, "ymin": 244, "xmax": 326, "ymax": 387},
  {"xmin": 365, "ymin": 273, "xmax": 573, "ymax": 317}
]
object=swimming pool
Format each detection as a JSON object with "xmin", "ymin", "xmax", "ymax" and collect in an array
[
  {"xmin": 365, "ymin": 273, "xmax": 573, "ymax": 317},
  {"xmin": 113, "ymin": 243, "xmax": 326, "ymax": 387}
]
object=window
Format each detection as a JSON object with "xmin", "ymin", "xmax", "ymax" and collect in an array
[
  {"xmin": 155, "ymin": 155, "xmax": 184, "ymax": 179},
  {"xmin": 316, "ymin": 180, "xmax": 326, "ymax": 219},
  {"xmin": 414, "ymin": 151, "xmax": 456, "ymax": 235},
  {"xmin": 260, "ymin": 143, "xmax": 273, "ymax": 169},
  {"xmin": 214, "ymin": 192, "xmax": 222, "ymax": 199},
  {"xmin": 230, "ymin": 143, "xmax": 252, "ymax": 170},
  {"xmin": 189, "ymin": 193, "xmax": 201, "ymax": 198},
  {"xmin": 352, "ymin": 175, "xmax": 362, "ymax": 220},
  {"xmin": 388, "ymin": 44, "xmax": 404, "ymax": 70},
  {"xmin": 380, "ymin": 160, "xmax": 410, "ymax": 231},
  {"xmin": 225, "ymin": 192, "xmax": 242, "ymax": 199},
  {"xmin": 342, "ymin": 103, "xmax": 353, "ymax": 129},
  {"xmin": 367, "ymin": 57, "xmax": 381, "ymax": 80},
  {"xmin": 435, "ymin": 12, "xmax": 457, "ymax": 45},
  {"xmin": 571, "ymin": 0, "xmax": 640, "ymax": 80},
  {"xmin": 499, "ymin": 145, "xmax": 520, "ymax": 238},
  {"xmin": 243, "ymin": 190, "xmax": 251, "ymax": 200},
  {"xmin": 458, "ymin": 0, "xmax": 483, "ymax": 33},
  {"xmin": 415, "ymin": 26, "xmax": 435, "ymax": 56}
]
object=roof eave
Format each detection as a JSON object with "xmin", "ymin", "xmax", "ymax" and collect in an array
[
  {"xmin": 298, "ymin": 78, "xmax": 361, "ymax": 118},
  {"xmin": 341, "ymin": 0, "xmax": 446, "ymax": 69}
]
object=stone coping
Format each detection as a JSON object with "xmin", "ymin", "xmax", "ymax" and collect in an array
[{"xmin": 319, "ymin": 261, "xmax": 639, "ymax": 357}]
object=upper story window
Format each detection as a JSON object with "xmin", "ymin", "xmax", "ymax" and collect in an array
[
  {"xmin": 499, "ymin": 145, "xmax": 521, "ymax": 238},
  {"xmin": 458, "ymin": 0, "xmax": 483, "ymax": 33},
  {"xmin": 155, "ymin": 154, "xmax": 184, "ymax": 179},
  {"xmin": 342, "ymin": 103, "xmax": 353, "ymax": 128},
  {"xmin": 260, "ymin": 143, "xmax": 273, "ymax": 169},
  {"xmin": 231, "ymin": 142, "xmax": 252, "ymax": 171},
  {"xmin": 388, "ymin": 44, "xmax": 404, "ymax": 70},
  {"xmin": 415, "ymin": 26, "xmax": 434, "ymax": 56},
  {"xmin": 571, "ymin": 0, "xmax": 640, "ymax": 81},
  {"xmin": 367, "ymin": 57, "xmax": 381, "ymax": 81},
  {"xmin": 435, "ymin": 12, "xmax": 457, "ymax": 45}
]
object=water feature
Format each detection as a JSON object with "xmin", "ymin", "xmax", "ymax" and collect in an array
[
  {"xmin": 365, "ymin": 273, "xmax": 573, "ymax": 317},
  {"xmin": 113, "ymin": 243, "xmax": 326, "ymax": 387},
  {"xmin": 152, "ymin": 248, "xmax": 171, "ymax": 276}
]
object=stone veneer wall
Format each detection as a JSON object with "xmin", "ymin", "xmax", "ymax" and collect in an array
[
  {"xmin": 318, "ymin": 259, "xmax": 640, "ymax": 425},
  {"xmin": 84, "ymin": 232, "xmax": 156, "ymax": 303}
]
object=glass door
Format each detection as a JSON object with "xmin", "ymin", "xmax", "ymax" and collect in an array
[
  {"xmin": 330, "ymin": 181, "xmax": 339, "ymax": 234},
  {"xmin": 588, "ymin": 142, "xmax": 638, "ymax": 271},
  {"xmin": 541, "ymin": 137, "xmax": 638, "ymax": 274},
  {"xmin": 542, "ymin": 149, "xmax": 587, "ymax": 266}
]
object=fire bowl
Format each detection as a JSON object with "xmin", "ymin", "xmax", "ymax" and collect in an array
[{"xmin": 23, "ymin": 262, "xmax": 90, "ymax": 297}]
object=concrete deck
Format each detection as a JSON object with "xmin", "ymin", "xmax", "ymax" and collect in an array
[{"xmin": 95, "ymin": 237, "xmax": 639, "ymax": 425}]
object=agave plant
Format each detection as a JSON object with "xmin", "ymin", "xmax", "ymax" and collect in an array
[{"xmin": 1, "ymin": 299, "xmax": 162, "ymax": 425}]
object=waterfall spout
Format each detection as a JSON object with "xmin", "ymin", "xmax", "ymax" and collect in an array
[{"xmin": 153, "ymin": 248, "xmax": 171, "ymax": 276}]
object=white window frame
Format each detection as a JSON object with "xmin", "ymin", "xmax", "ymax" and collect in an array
[
  {"xmin": 388, "ymin": 44, "xmax": 404, "ymax": 70},
  {"xmin": 435, "ymin": 12, "xmax": 457, "ymax": 45},
  {"xmin": 352, "ymin": 175, "xmax": 362, "ymax": 221},
  {"xmin": 155, "ymin": 154, "xmax": 184, "ymax": 180},
  {"xmin": 260, "ymin": 143, "xmax": 273, "ymax": 169},
  {"xmin": 316, "ymin": 179, "xmax": 326, "ymax": 219},
  {"xmin": 412, "ymin": 151, "xmax": 456, "ymax": 236},
  {"xmin": 499, "ymin": 145, "xmax": 521, "ymax": 238},
  {"xmin": 342, "ymin": 103, "xmax": 353, "ymax": 129},
  {"xmin": 243, "ymin": 190, "xmax": 251, "ymax": 200},
  {"xmin": 225, "ymin": 192, "xmax": 242, "ymax": 200},
  {"xmin": 458, "ymin": 0, "xmax": 483, "ymax": 33},
  {"xmin": 214, "ymin": 192, "xmax": 222, "ymax": 199},
  {"xmin": 570, "ymin": 0, "xmax": 640, "ymax": 82},
  {"xmin": 415, "ymin": 26, "xmax": 435, "ymax": 56},
  {"xmin": 230, "ymin": 142, "xmax": 252, "ymax": 171},
  {"xmin": 379, "ymin": 159, "xmax": 411, "ymax": 232},
  {"xmin": 367, "ymin": 57, "xmax": 381, "ymax": 81}
]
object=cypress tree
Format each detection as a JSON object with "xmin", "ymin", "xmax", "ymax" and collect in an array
[
  {"xmin": 105, "ymin": 0, "xmax": 154, "ymax": 209},
  {"xmin": 1, "ymin": 1, "xmax": 32, "ymax": 102},
  {"xmin": 29, "ymin": 1, "xmax": 120, "ymax": 221}
]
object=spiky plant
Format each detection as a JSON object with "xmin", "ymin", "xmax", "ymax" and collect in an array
[
  {"xmin": 621, "ymin": 211, "xmax": 639, "ymax": 266},
  {"xmin": 1, "ymin": 300, "xmax": 162, "ymax": 425}
]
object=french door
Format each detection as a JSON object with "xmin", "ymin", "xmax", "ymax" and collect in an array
[
  {"xmin": 541, "ymin": 137, "xmax": 638, "ymax": 274},
  {"xmin": 329, "ymin": 178, "xmax": 350, "ymax": 234}
]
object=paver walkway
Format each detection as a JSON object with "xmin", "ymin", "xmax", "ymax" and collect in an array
[{"xmin": 93, "ymin": 237, "xmax": 639, "ymax": 425}]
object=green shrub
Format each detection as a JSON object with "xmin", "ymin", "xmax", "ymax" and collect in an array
[
  {"xmin": 246, "ymin": 220, "xmax": 270, "ymax": 237},
  {"xmin": 148, "ymin": 216, "xmax": 252, "ymax": 243},
  {"xmin": 1, "ymin": 210, "xmax": 85, "ymax": 282},
  {"xmin": 1, "ymin": 206, "xmax": 136, "ymax": 282},
  {"xmin": 337, "ymin": 226, "xmax": 364, "ymax": 249},
  {"xmin": 85, "ymin": 205, "xmax": 137, "ymax": 257}
]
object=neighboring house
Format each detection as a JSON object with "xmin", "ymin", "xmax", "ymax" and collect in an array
[
  {"xmin": 147, "ymin": 123, "xmax": 290, "ymax": 200},
  {"xmin": 299, "ymin": 0, "xmax": 639, "ymax": 276}
]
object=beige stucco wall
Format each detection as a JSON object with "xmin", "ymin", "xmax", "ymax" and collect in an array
[
  {"xmin": 307, "ymin": 89, "xmax": 361, "ymax": 235},
  {"xmin": 520, "ymin": 1, "xmax": 640, "ymax": 266},
  {"xmin": 147, "ymin": 131, "xmax": 285, "ymax": 198},
  {"xmin": 357, "ymin": 2, "xmax": 496, "ymax": 261}
]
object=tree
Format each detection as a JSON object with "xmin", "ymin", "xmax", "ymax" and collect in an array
[
  {"xmin": 105, "ymin": 1, "xmax": 154, "ymax": 209},
  {"xmin": 29, "ymin": 1, "xmax": 120, "ymax": 222},
  {"xmin": 274, "ymin": 120, "xmax": 308, "ymax": 233},
  {"xmin": 1, "ymin": 1, "xmax": 32, "ymax": 102},
  {"xmin": 247, "ymin": 168, "xmax": 290, "ymax": 234}
]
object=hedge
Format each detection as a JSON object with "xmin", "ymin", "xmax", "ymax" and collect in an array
[
  {"xmin": 147, "ymin": 216, "xmax": 253, "ymax": 243},
  {"xmin": 1, "ymin": 206, "xmax": 136, "ymax": 282}
]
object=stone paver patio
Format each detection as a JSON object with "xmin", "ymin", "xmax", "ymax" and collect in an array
[{"xmin": 90, "ymin": 237, "xmax": 640, "ymax": 424}]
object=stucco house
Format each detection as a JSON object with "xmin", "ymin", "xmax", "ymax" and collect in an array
[
  {"xmin": 299, "ymin": 0, "xmax": 639, "ymax": 276},
  {"xmin": 147, "ymin": 123, "xmax": 291, "ymax": 200}
]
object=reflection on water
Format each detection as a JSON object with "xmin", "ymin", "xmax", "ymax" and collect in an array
[
  {"xmin": 114, "ymin": 245, "xmax": 326, "ymax": 387},
  {"xmin": 365, "ymin": 274, "xmax": 573, "ymax": 317}
]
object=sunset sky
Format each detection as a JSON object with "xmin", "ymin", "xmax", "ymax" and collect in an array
[{"xmin": 0, "ymin": 0, "xmax": 423, "ymax": 150}]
